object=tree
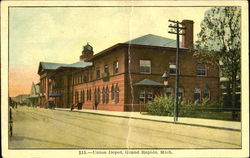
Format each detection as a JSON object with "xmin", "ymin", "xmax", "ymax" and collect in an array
[{"xmin": 195, "ymin": 7, "xmax": 241, "ymax": 112}]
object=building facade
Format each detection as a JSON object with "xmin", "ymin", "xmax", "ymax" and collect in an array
[
  {"xmin": 27, "ymin": 82, "xmax": 40, "ymax": 107},
  {"xmin": 37, "ymin": 20, "xmax": 220, "ymax": 111}
]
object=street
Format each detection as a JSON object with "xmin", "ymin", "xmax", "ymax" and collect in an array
[{"xmin": 9, "ymin": 107, "xmax": 241, "ymax": 148}]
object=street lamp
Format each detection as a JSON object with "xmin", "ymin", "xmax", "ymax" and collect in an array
[{"xmin": 162, "ymin": 71, "xmax": 169, "ymax": 97}]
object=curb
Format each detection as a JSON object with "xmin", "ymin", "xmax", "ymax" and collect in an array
[{"xmin": 55, "ymin": 108, "xmax": 241, "ymax": 132}]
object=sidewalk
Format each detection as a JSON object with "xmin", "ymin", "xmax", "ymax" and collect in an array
[{"xmin": 55, "ymin": 108, "xmax": 241, "ymax": 131}]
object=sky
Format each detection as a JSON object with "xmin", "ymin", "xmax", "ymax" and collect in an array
[{"xmin": 9, "ymin": 6, "xmax": 211, "ymax": 97}]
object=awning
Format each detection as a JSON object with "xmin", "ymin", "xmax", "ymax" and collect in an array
[
  {"xmin": 134, "ymin": 78, "xmax": 164, "ymax": 86},
  {"xmin": 27, "ymin": 95, "xmax": 39, "ymax": 99},
  {"xmin": 49, "ymin": 92, "xmax": 61, "ymax": 97}
]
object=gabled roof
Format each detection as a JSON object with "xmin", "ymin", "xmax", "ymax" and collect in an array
[
  {"xmin": 40, "ymin": 62, "xmax": 68, "ymax": 70},
  {"xmin": 134, "ymin": 78, "xmax": 164, "ymax": 86},
  {"xmin": 38, "ymin": 61, "xmax": 68, "ymax": 74},
  {"xmin": 125, "ymin": 34, "xmax": 182, "ymax": 48},
  {"xmin": 38, "ymin": 61, "xmax": 92, "ymax": 74}
]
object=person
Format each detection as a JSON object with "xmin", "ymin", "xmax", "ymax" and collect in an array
[
  {"xmin": 77, "ymin": 102, "xmax": 83, "ymax": 110},
  {"xmin": 9, "ymin": 107, "xmax": 13, "ymax": 137}
]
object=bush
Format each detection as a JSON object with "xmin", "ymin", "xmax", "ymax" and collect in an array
[
  {"xmin": 147, "ymin": 96, "xmax": 175, "ymax": 116},
  {"xmin": 147, "ymin": 96, "xmax": 224, "ymax": 117}
]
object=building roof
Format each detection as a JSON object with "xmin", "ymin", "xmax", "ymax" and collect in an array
[
  {"xmin": 59, "ymin": 61, "xmax": 92, "ymax": 69},
  {"xmin": 38, "ymin": 61, "xmax": 93, "ymax": 74},
  {"xmin": 27, "ymin": 94, "xmax": 39, "ymax": 99},
  {"xmin": 134, "ymin": 78, "xmax": 164, "ymax": 86},
  {"xmin": 88, "ymin": 34, "xmax": 185, "ymax": 61},
  {"xmin": 40, "ymin": 62, "xmax": 68, "ymax": 70},
  {"xmin": 125, "ymin": 34, "xmax": 182, "ymax": 48}
]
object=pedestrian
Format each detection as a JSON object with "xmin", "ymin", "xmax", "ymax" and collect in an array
[{"xmin": 9, "ymin": 107, "xmax": 13, "ymax": 137}]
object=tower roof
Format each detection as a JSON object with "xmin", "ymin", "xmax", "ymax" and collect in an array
[{"xmin": 83, "ymin": 42, "xmax": 93, "ymax": 52}]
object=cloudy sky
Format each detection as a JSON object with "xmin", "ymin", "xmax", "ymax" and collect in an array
[{"xmin": 9, "ymin": 6, "xmax": 211, "ymax": 97}]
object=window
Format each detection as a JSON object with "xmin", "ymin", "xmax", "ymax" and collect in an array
[
  {"xmin": 104, "ymin": 65, "xmax": 109, "ymax": 77},
  {"xmin": 113, "ymin": 61, "xmax": 119, "ymax": 74},
  {"xmin": 102, "ymin": 87, "xmax": 105, "ymax": 104},
  {"xmin": 197, "ymin": 64, "xmax": 206, "ymax": 76},
  {"xmin": 111, "ymin": 85, "xmax": 115, "ymax": 101},
  {"xmin": 140, "ymin": 60, "xmax": 151, "ymax": 74},
  {"xmin": 147, "ymin": 89, "xmax": 153, "ymax": 103},
  {"xmin": 106, "ymin": 86, "xmax": 109, "ymax": 104},
  {"xmin": 115, "ymin": 84, "xmax": 119, "ymax": 103},
  {"xmin": 139, "ymin": 89, "xmax": 145, "ymax": 104},
  {"xmin": 139, "ymin": 89, "xmax": 153, "ymax": 104},
  {"xmin": 97, "ymin": 87, "xmax": 100, "ymax": 104},
  {"xmin": 89, "ymin": 89, "xmax": 91, "ymax": 101},
  {"xmin": 166, "ymin": 87, "xmax": 173, "ymax": 96},
  {"xmin": 96, "ymin": 68, "xmax": 100, "ymax": 79},
  {"xmin": 80, "ymin": 90, "xmax": 83, "ymax": 103},
  {"xmin": 75, "ymin": 91, "xmax": 78, "ymax": 104},
  {"xmin": 178, "ymin": 88, "xmax": 184, "ymax": 99},
  {"xmin": 204, "ymin": 88, "xmax": 210, "ymax": 99},
  {"xmin": 169, "ymin": 63, "xmax": 176, "ymax": 75},
  {"xmin": 94, "ymin": 88, "xmax": 97, "ymax": 103},
  {"xmin": 82, "ymin": 90, "xmax": 85, "ymax": 103},
  {"xmin": 194, "ymin": 88, "xmax": 201, "ymax": 103},
  {"xmin": 87, "ymin": 90, "xmax": 89, "ymax": 101}
]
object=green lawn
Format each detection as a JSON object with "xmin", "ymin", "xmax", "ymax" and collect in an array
[{"xmin": 179, "ymin": 111, "xmax": 241, "ymax": 121}]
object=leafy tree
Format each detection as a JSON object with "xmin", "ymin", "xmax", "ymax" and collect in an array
[{"xmin": 195, "ymin": 7, "xmax": 241, "ymax": 111}]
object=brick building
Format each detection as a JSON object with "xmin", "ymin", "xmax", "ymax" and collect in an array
[{"xmin": 37, "ymin": 20, "xmax": 220, "ymax": 111}]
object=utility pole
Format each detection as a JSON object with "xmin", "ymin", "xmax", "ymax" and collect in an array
[{"xmin": 168, "ymin": 20, "xmax": 185, "ymax": 122}]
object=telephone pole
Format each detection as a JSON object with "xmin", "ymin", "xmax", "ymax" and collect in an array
[{"xmin": 168, "ymin": 20, "xmax": 185, "ymax": 122}]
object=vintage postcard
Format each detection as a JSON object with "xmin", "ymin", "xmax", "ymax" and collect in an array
[{"xmin": 1, "ymin": 0, "xmax": 249, "ymax": 158}]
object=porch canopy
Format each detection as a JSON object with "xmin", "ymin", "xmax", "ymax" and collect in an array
[
  {"xmin": 134, "ymin": 78, "xmax": 164, "ymax": 86},
  {"xmin": 49, "ymin": 92, "xmax": 61, "ymax": 97},
  {"xmin": 27, "ymin": 95, "xmax": 39, "ymax": 99}
]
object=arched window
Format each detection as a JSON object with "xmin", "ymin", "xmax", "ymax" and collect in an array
[
  {"xmin": 89, "ymin": 89, "xmax": 91, "ymax": 101},
  {"xmin": 82, "ymin": 90, "xmax": 85, "ymax": 103},
  {"xmin": 166, "ymin": 87, "xmax": 173, "ymax": 96},
  {"xmin": 139, "ymin": 89, "xmax": 145, "ymax": 104},
  {"xmin": 102, "ymin": 87, "xmax": 105, "ymax": 104},
  {"xmin": 204, "ymin": 88, "xmax": 210, "ymax": 100},
  {"xmin": 94, "ymin": 88, "xmax": 97, "ymax": 103},
  {"xmin": 80, "ymin": 90, "xmax": 83, "ymax": 103},
  {"xmin": 194, "ymin": 88, "xmax": 201, "ymax": 103},
  {"xmin": 115, "ymin": 84, "xmax": 119, "ymax": 103},
  {"xmin": 87, "ymin": 89, "xmax": 89, "ymax": 101},
  {"xmin": 97, "ymin": 87, "xmax": 100, "ymax": 104},
  {"xmin": 75, "ymin": 91, "xmax": 78, "ymax": 104},
  {"xmin": 111, "ymin": 84, "xmax": 115, "ymax": 101},
  {"xmin": 106, "ymin": 86, "xmax": 109, "ymax": 103},
  {"xmin": 178, "ymin": 88, "xmax": 184, "ymax": 99}
]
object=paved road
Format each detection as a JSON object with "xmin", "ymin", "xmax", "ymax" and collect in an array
[{"xmin": 9, "ymin": 107, "xmax": 241, "ymax": 148}]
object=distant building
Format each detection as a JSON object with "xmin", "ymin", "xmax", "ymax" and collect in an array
[
  {"xmin": 37, "ymin": 20, "xmax": 220, "ymax": 111},
  {"xmin": 27, "ymin": 82, "xmax": 40, "ymax": 107},
  {"xmin": 11, "ymin": 94, "xmax": 29, "ymax": 104}
]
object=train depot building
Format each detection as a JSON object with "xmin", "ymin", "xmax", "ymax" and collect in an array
[{"xmin": 37, "ymin": 20, "xmax": 220, "ymax": 111}]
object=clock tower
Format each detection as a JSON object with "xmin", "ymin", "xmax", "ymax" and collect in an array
[{"xmin": 80, "ymin": 43, "xmax": 94, "ymax": 61}]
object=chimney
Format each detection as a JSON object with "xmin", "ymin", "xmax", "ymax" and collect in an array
[
  {"xmin": 181, "ymin": 20, "xmax": 194, "ymax": 49},
  {"xmin": 80, "ymin": 43, "xmax": 94, "ymax": 61}
]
